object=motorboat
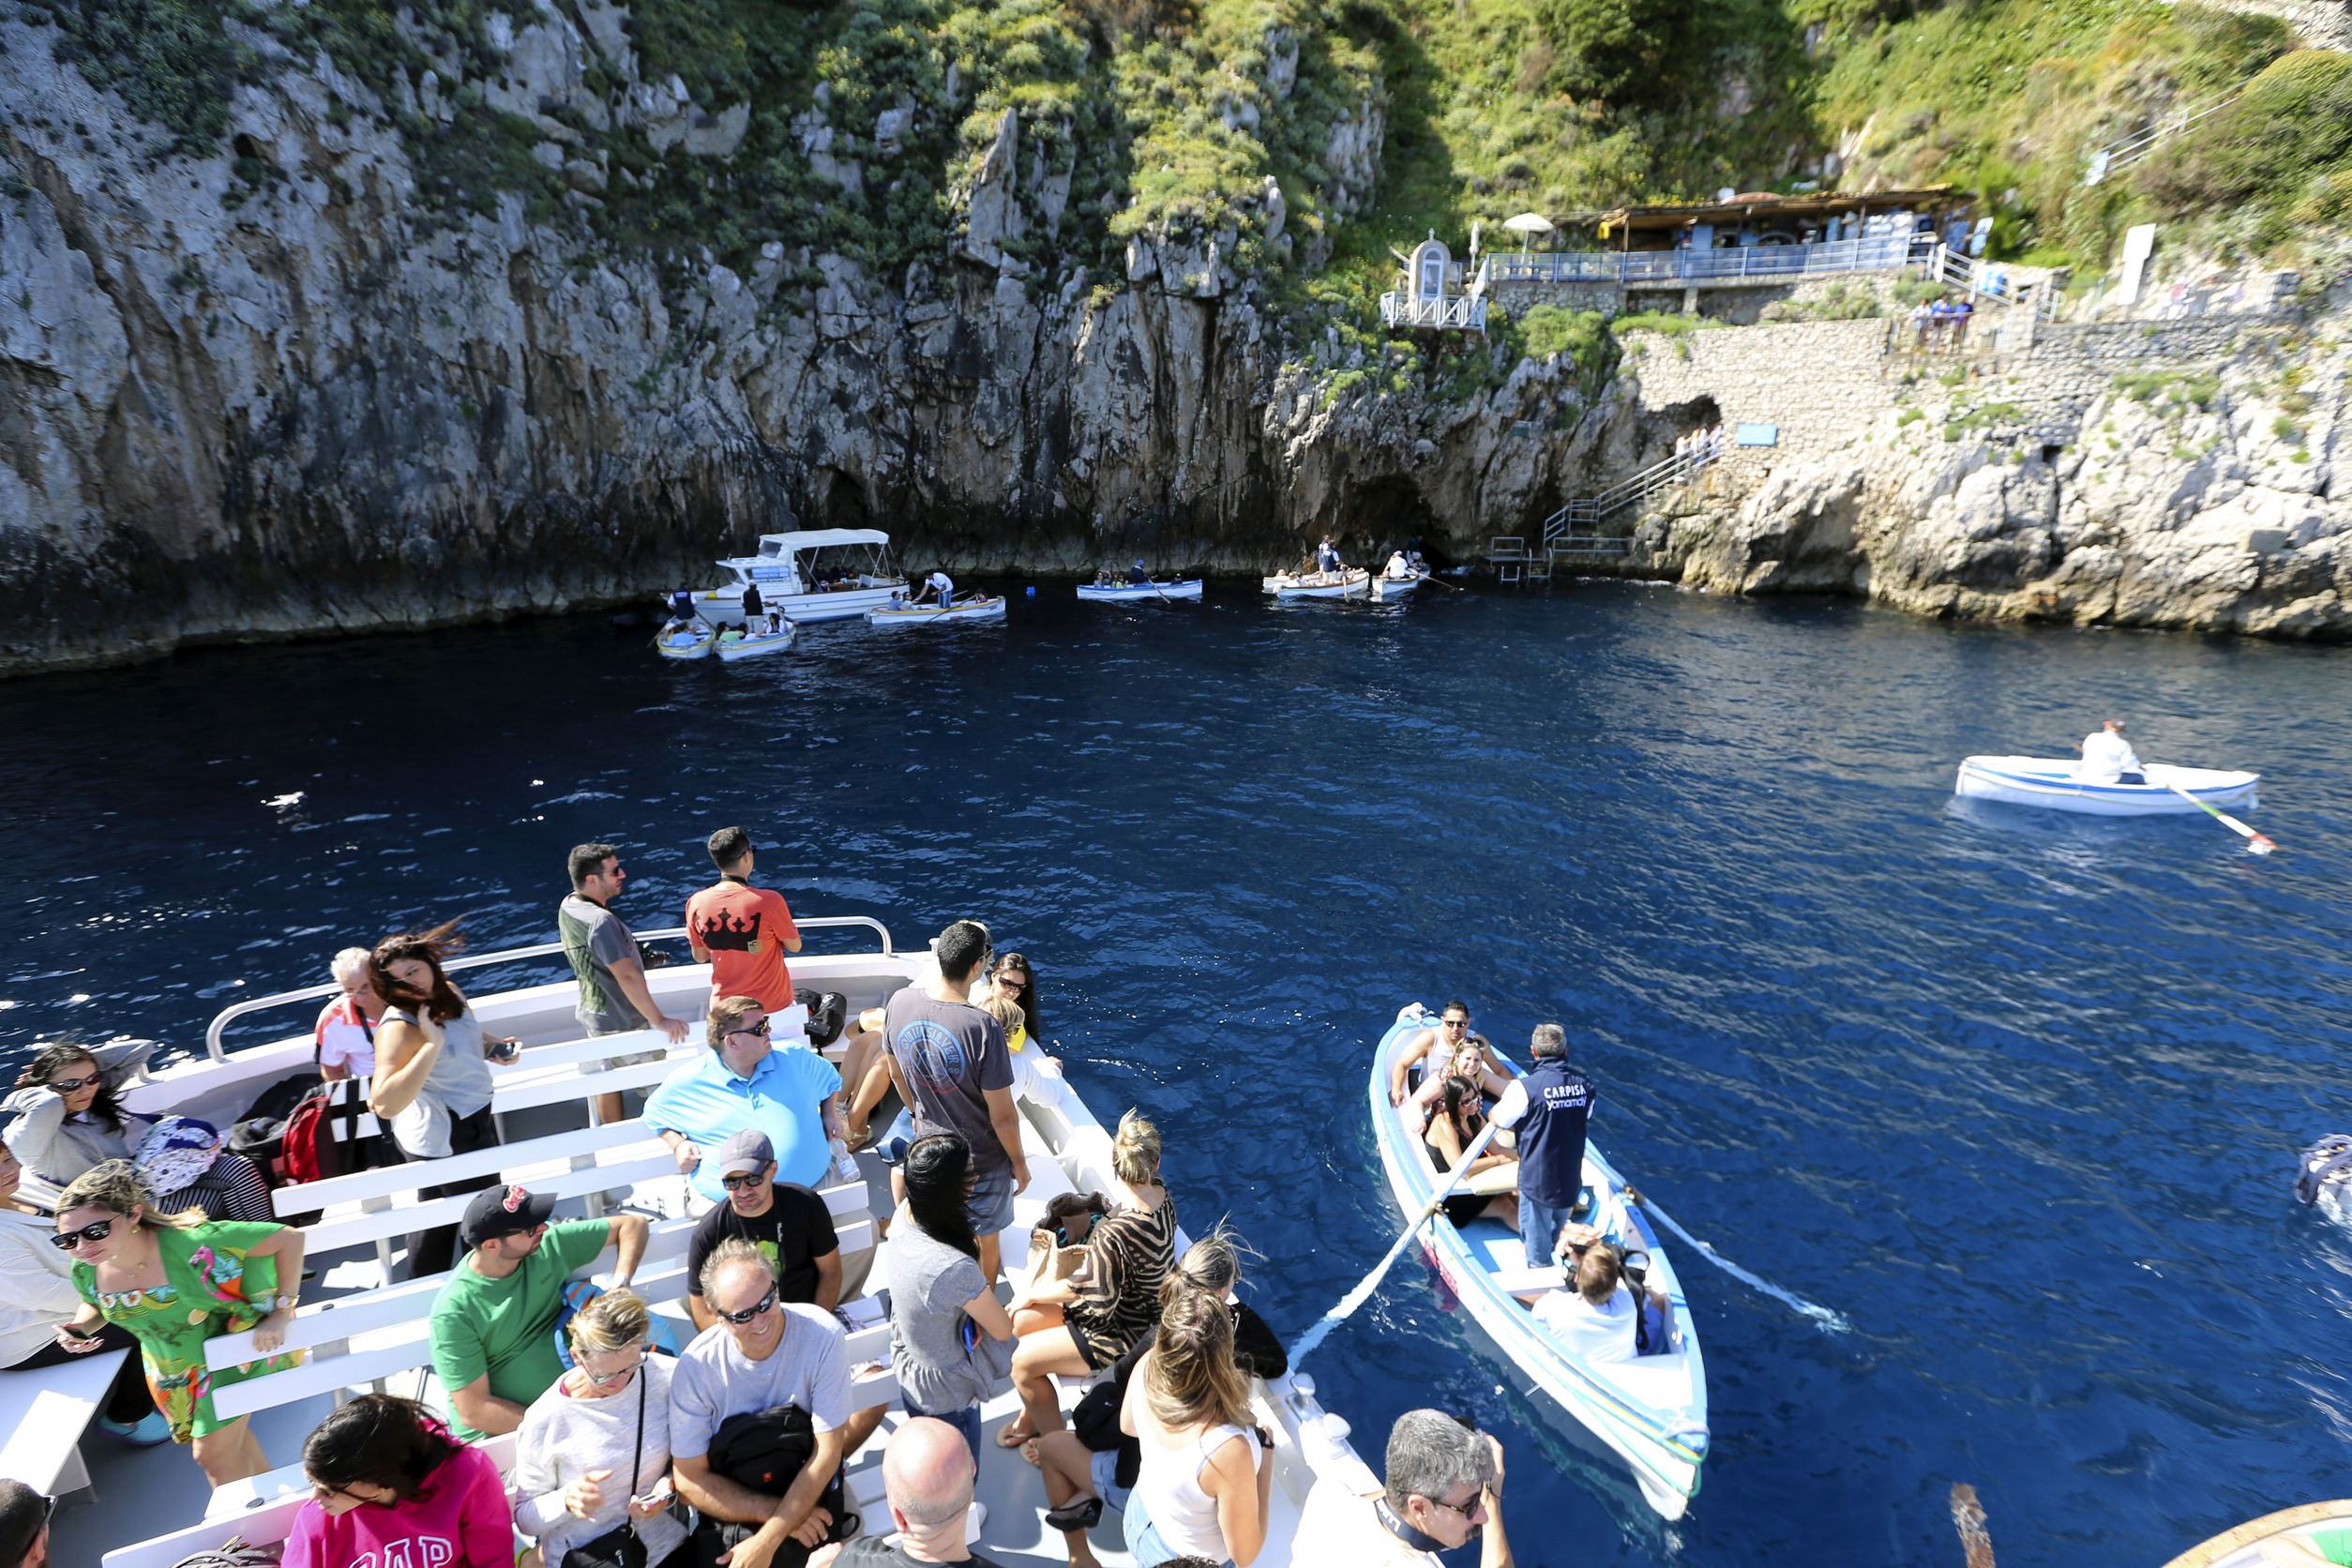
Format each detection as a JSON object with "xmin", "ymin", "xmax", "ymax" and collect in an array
[
  {"xmin": 682, "ymin": 529, "xmax": 907, "ymax": 626},
  {"xmin": 1953, "ymin": 757, "xmax": 2260, "ymax": 817},
  {"xmin": 42, "ymin": 915, "xmax": 1388, "ymax": 1568},
  {"xmin": 1371, "ymin": 573, "xmax": 1423, "ymax": 600},
  {"xmin": 865, "ymin": 596, "xmax": 1008, "ymax": 628},
  {"xmin": 714, "ymin": 620, "xmax": 797, "ymax": 663},
  {"xmin": 2158, "ymin": 1500, "xmax": 2352, "ymax": 1568},
  {"xmin": 653, "ymin": 620, "xmax": 716, "ymax": 659},
  {"xmin": 1368, "ymin": 1003, "xmax": 1709, "ymax": 1518},
  {"xmin": 1263, "ymin": 568, "xmax": 1370, "ymax": 600},
  {"xmin": 1076, "ymin": 579, "xmax": 1205, "ymax": 603}
]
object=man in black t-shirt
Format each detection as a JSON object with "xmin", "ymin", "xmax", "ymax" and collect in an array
[{"xmin": 685, "ymin": 1130, "xmax": 841, "ymax": 1332}]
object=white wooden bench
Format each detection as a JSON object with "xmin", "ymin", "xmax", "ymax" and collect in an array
[{"xmin": 0, "ymin": 1348, "xmax": 131, "ymax": 1496}]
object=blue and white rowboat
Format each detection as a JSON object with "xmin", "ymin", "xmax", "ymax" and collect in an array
[
  {"xmin": 1368, "ymin": 1004, "xmax": 1709, "ymax": 1518},
  {"xmin": 1076, "ymin": 579, "xmax": 1204, "ymax": 602},
  {"xmin": 864, "ymin": 596, "xmax": 1008, "ymax": 628},
  {"xmin": 1953, "ymin": 757, "xmax": 2259, "ymax": 817}
]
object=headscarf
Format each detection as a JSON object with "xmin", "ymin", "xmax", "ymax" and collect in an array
[{"xmin": 135, "ymin": 1115, "xmax": 225, "ymax": 1198}]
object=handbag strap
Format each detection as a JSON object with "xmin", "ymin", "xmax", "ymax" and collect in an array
[{"xmin": 626, "ymin": 1364, "xmax": 645, "ymax": 1500}]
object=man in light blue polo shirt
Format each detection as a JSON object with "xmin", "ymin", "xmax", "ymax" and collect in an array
[{"xmin": 644, "ymin": 994, "xmax": 844, "ymax": 1205}]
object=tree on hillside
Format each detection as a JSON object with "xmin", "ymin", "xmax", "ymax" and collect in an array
[{"xmin": 1533, "ymin": 0, "xmax": 1701, "ymax": 110}]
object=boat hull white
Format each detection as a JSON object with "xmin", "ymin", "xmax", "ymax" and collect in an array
[
  {"xmin": 1371, "ymin": 575, "xmax": 1422, "ymax": 600},
  {"xmin": 1264, "ymin": 569, "xmax": 1370, "ymax": 600},
  {"xmin": 715, "ymin": 624, "xmax": 797, "ymax": 662},
  {"xmin": 1369, "ymin": 1007, "xmax": 1708, "ymax": 1518},
  {"xmin": 654, "ymin": 626, "xmax": 716, "ymax": 659},
  {"xmin": 691, "ymin": 584, "xmax": 904, "ymax": 626},
  {"xmin": 1953, "ymin": 756, "xmax": 2259, "ymax": 817},
  {"xmin": 864, "ymin": 596, "xmax": 1008, "ymax": 628},
  {"xmin": 1076, "ymin": 580, "xmax": 1205, "ymax": 602}
]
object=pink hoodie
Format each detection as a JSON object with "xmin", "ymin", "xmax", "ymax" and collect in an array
[{"xmin": 282, "ymin": 1440, "xmax": 513, "ymax": 1568}]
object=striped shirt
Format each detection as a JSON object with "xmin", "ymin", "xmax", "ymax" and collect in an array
[{"xmin": 1066, "ymin": 1193, "xmax": 1180, "ymax": 1359}]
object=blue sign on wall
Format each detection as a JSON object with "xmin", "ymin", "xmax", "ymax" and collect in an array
[{"xmin": 1736, "ymin": 423, "xmax": 1779, "ymax": 447}]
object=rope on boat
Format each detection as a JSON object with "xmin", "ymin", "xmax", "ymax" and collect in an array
[{"xmin": 1627, "ymin": 1188, "xmax": 1852, "ymax": 1334}]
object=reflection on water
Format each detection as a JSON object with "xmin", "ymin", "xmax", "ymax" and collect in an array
[{"xmin": 1, "ymin": 581, "xmax": 2347, "ymax": 1567}]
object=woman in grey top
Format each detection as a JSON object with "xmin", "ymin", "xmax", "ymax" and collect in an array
[
  {"xmin": 889, "ymin": 1134, "xmax": 1014, "ymax": 1466},
  {"xmin": 512, "ymin": 1289, "xmax": 686, "ymax": 1566},
  {"xmin": 364, "ymin": 925, "xmax": 517, "ymax": 1277},
  {"xmin": 2, "ymin": 1037, "xmax": 157, "ymax": 1209}
]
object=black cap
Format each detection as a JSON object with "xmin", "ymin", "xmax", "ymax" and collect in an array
[
  {"xmin": 0, "ymin": 1481, "xmax": 51, "ymax": 1566},
  {"xmin": 459, "ymin": 1184, "xmax": 557, "ymax": 1250}
]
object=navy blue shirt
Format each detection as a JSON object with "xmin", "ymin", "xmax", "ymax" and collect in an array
[{"xmin": 1494, "ymin": 1059, "xmax": 1595, "ymax": 1206}]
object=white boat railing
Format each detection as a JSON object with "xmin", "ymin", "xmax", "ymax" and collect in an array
[{"xmin": 200, "ymin": 914, "xmax": 896, "ymax": 1060}]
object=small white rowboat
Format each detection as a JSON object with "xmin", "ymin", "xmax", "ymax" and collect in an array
[
  {"xmin": 1954, "ymin": 757, "xmax": 2259, "ymax": 817},
  {"xmin": 2159, "ymin": 1500, "xmax": 2352, "ymax": 1568},
  {"xmin": 715, "ymin": 621, "xmax": 797, "ymax": 662},
  {"xmin": 1076, "ymin": 579, "xmax": 1205, "ymax": 603},
  {"xmin": 1263, "ymin": 568, "xmax": 1370, "ymax": 600},
  {"xmin": 1369, "ymin": 1003, "xmax": 1709, "ymax": 1518},
  {"xmin": 864, "ymin": 596, "xmax": 1008, "ymax": 628},
  {"xmin": 653, "ymin": 622, "xmax": 716, "ymax": 659},
  {"xmin": 1371, "ymin": 574, "xmax": 1423, "ymax": 600}
]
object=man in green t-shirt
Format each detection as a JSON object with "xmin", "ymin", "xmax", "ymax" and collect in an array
[{"xmin": 428, "ymin": 1184, "xmax": 649, "ymax": 1440}]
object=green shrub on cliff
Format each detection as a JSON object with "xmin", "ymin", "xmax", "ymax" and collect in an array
[{"xmin": 2137, "ymin": 50, "xmax": 2352, "ymax": 249}]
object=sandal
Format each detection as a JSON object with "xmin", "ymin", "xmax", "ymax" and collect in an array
[
  {"xmin": 1018, "ymin": 1437, "xmax": 1043, "ymax": 1469},
  {"xmin": 1045, "ymin": 1496, "xmax": 1103, "ymax": 1532},
  {"xmin": 996, "ymin": 1418, "xmax": 1037, "ymax": 1449}
]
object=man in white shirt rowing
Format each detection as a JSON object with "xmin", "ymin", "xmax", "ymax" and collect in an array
[{"xmin": 2074, "ymin": 718, "xmax": 2145, "ymax": 784}]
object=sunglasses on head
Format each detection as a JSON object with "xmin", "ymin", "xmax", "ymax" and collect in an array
[
  {"xmin": 713, "ymin": 1287, "xmax": 778, "ymax": 1324},
  {"xmin": 46, "ymin": 1073, "xmax": 99, "ymax": 1092},
  {"xmin": 51, "ymin": 1218, "xmax": 114, "ymax": 1251}
]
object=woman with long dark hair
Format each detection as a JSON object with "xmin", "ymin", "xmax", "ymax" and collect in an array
[
  {"xmin": 889, "ymin": 1134, "xmax": 1015, "ymax": 1465},
  {"xmin": 985, "ymin": 951, "xmax": 1041, "ymax": 1039},
  {"xmin": 2, "ymin": 1038, "xmax": 158, "ymax": 1206},
  {"xmin": 284, "ymin": 1394, "xmax": 512, "ymax": 1568},
  {"xmin": 365, "ymin": 925, "xmax": 518, "ymax": 1277},
  {"xmin": 1424, "ymin": 1077, "xmax": 1520, "ymax": 1233}
]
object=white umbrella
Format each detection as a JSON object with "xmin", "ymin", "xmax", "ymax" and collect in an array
[{"xmin": 1502, "ymin": 211, "xmax": 1553, "ymax": 250}]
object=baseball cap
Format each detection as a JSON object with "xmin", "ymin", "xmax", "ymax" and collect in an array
[
  {"xmin": 460, "ymin": 1184, "xmax": 556, "ymax": 1250},
  {"xmin": 716, "ymin": 1130, "xmax": 775, "ymax": 1176},
  {"xmin": 0, "ymin": 1480, "xmax": 51, "ymax": 1566}
]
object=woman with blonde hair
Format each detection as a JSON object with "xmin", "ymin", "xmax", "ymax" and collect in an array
[
  {"xmin": 511, "ymin": 1289, "xmax": 686, "ymax": 1567},
  {"xmin": 1002, "ymin": 1110, "xmax": 1178, "ymax": 1449},
  {"xmin": 50, "ymin": 1159, "xmax": 304, "ymax": 1484},
  {"xmin": 1119, "ymin": 1289, "xmax": 1274, "ymax": 1566}
]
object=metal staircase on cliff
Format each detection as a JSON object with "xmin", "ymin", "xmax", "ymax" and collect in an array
[{"xmin": 1487, "ymin": 447, "xmax": 1700, "ymax": 581}]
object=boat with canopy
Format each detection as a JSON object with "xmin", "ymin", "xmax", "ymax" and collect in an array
[{"xmin": 684, "ymin": 529, "xmax": 907, "ymax": 626}]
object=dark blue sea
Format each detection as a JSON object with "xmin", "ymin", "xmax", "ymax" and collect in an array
[{"xmin": 3, "ymin": 582, "xmax": 2347, "ymax": 1566}]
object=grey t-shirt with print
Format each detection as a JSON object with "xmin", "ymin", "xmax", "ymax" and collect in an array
[
  {"xmin": 881, "ymin": 987, "xmax": 1014, "ymax": 1175},
  {"xmin": 559, "ymin": 893, "xmax": 645, "ymax": 1035}
]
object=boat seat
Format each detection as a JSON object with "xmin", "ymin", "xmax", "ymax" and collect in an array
[{"xmin": 0, "ymin": 1347, "xmax": 131, "ymax": 1498}]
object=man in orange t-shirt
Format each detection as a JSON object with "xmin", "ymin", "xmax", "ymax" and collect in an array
[{"xmin": 685, "ymin": 825, "xmax": 804, "ymax": 1011}]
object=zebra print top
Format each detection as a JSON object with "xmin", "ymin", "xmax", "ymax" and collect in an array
[{"xmin": 1065, "ymin": 1190, "xmax": 1181, "ymax": 1362}]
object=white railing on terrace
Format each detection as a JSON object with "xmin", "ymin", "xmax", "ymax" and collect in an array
[
  {"xmin": 2084, "ymin": 87, "xmax": 2245, "ymax": 185},
  {"xmin": 1485, "ymin": 233, "xmax": 1918, "ymax": 288},
  {"xmin": 1380, "ymin": 291, "xmax": 1488, "ymax": 330}
]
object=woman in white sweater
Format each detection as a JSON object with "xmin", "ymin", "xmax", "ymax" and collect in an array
[{"xmin": 511, "ymin": 1290, "xmax": 686, "ymax": 1568}]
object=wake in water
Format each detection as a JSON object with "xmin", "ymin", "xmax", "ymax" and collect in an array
[{"xmin": 1629, "ymin": 1189, "xmax": 1853, "ymax": 1334}]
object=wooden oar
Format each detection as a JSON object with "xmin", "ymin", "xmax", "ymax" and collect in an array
[
  {"xmin": 2151, "ymin": 764, "xmax": 2276, "ymax": 854},
  {"xmin": 1413, "ymin": 570, "xmax": 1464, "ymax": 591},
  {"xmin": 1291, "ymin": 1120, "xmax": 1501, "ymax": 1368}
]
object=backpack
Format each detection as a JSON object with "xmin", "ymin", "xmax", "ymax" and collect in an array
[
  {"xmin": 795, "ymin": 989, "xmax": 849, "ymax": 1049},
  {"xmin": 279, "ymin": 1088, "xmax": 344, "ymax": 1189}
]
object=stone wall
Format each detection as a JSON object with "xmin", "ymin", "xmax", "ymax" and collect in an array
[{"xmin": 1618, "ymin": 319, "xmax": 1899, "ymax": 475}]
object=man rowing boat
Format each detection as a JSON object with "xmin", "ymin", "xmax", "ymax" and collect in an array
[
  {"xmin": 1317, "ymin": 535, "xmax": 1346, "ymax": 575},
  {"xmin": 2073, "ymin": 718, "xmax": 2145, "ymax": 785}
]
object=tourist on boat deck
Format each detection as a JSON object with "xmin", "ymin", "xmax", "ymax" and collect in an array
[
  {"xmin": 561, "ymin": 842, "xmax": 694, "ymax": 1128},
  {"xmin": 1296, "ymin": 1409, "xmax": 1511, "ymax": 1568},
  {"xmin": 282, "ymin": 1394, "xmax": 513, "ymax": 1568},
  {"xmin": 805, "ymin": 1415, "xmax": 1007, "ymax": 1568},
  {"xmin": 1317, "ymin": 534, "xmax": 1345, "ymax": 574},
  {"xmin": 366, "ymin": 925, "xmax": 519, "ymax": 1278},
  {"xmin": 1004, "ymin": 1110, "xmax": 1178, "ymax": 1447},
  {"xmin": 52, "ymin": 1159, "xmax": 305, "ymax": 1485},
  {"xmin": 685, "ymin": 1130, "xmax": 843, "ymax": 1332},
  {"xmin": 1035, "ymin": 1231, "xmax": 1289, "ymax": 1568},
  {"xmin": 135, "ymin": 1114, "xmax": 275, "ymax": 1224},
  {"xmin": 687, "ymin": 825, "xmax": 806, "ymax": 1014},
  {"xmin": 2073, "ymin": 717, "xmax": 2145, "ymax": 784},
  {"xmin": 511, "ymin": 1289, "xmax": 689, "ymax": 1568},
  {"xmin": 1388, "ymin": 1001, "xmax": 1484, "ymax": 1108},
  {"xmin": 879, "ymin": 920, "xmax": 1026, "ymax": 1281},
  {"xmin": 1425, "ymin": 1079, "xmax": 1520, "ymax": 1233},
  {"xmin": 1118, "ymin": 1289, "xmax": 1275, "ymax": 1567},
  {"xmin": 1485, "ymin": 1023, "xmax": 1595, "ymax": 1267},
  {"xmin": 886, "ymin": 1134, "xmax": 1017, "ymax": 1467},
  {"xmin": 0, "ymin": 1142, "xmax": 165, "ymax": 1444},
  {"xmin": 314, "ymin": 944, "xmax": 385, "ymax": 1081},
  {"xmin": 427, "ymin": 1183, "xmax": 650, "ymax": 1441},
  {"xmin": 3, "ymin": 1036, "xmax": 158, "ymax": 1205},
  {"xmin": 0, "ymin": 1480, "xmax": 52, "ymax": 1568},
  {"xmin": 646, "ymin": 995, "xmax": 847, "ymax": 1206},
  {"xmin": 671, "ymin": 1239, "xmax": 859, "ymax": 1568},
  {"xmin": 1530, "ymin": 1236, "xmax": 1673, "ymax": 1365}
]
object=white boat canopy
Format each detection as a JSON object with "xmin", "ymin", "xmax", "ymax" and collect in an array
[{"xmin": 755, "ymin": 529, "xmax": 891, "ymax": 556}]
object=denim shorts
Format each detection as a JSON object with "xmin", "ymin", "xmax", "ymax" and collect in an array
[{"xmin": 968, "ymin": 1166, "xmax": 1017, "ymax": 1235}]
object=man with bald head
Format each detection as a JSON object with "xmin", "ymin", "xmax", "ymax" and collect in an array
[{"xmin": 807, "ymin": 1416, "xmax": 1004, "ymax": 1567}]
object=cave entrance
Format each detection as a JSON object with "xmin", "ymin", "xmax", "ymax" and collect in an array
[
  {"xmin": 1345, "ymin": 475, "xmax": 1441, "ymax": 564},
  {"xmin": 813, "ymin": 468, "xmax": 873, "ymax": 533},
  {"xmin": 1642, "ymin": 396, "xmax": 1720, "ymax": 469}
]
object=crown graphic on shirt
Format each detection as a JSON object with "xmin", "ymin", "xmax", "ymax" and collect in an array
[{"xmin": 699, "ymin": 906, "xmax": 763, "ymax": 953}]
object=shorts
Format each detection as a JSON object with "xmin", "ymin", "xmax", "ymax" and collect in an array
[
  {"xmin": 1088, "ymin": 1449, "xmax": 1132, "ymax": 1513},
  {"xmin": 1063, "ymin": 1314, "xmax": 1129, "ymax": 1373},
  {"xmin": 968, "ymin": 1167, "xmax": 1017, "ymax": 1237},
  {"xmin": 579, "ymin": 1020, "xmax": 666, "ymax": 1075}
]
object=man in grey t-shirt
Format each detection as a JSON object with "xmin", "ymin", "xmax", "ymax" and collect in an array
[
  {"xmin": 672, "ymin": 1241, "xmax": 856, "ymax": 1568},
  {"xmin": 559, "ymin": 842, "xmax": 688, "ymax": 1125},
  {"xmin": 882, "ymin": 920, "xmax": 1026, "ymax": 1282}
]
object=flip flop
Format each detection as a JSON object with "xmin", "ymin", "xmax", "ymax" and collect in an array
[
  {"xmin": 1045, "ymin": 1496, "xmax": 1103, "ymax": 1532},
  {"xmin": 996, "ymin": 1418, "xmax": 1037, "ymax": 1449},
  {"xmin": 1018, "ymin": 1437, "xmax": 1043, "ymax": 1469}
]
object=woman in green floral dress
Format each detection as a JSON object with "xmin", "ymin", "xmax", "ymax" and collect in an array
[{"xmin": 52, "ymin": 1160, "xmax": 306, "ymax": 1485}]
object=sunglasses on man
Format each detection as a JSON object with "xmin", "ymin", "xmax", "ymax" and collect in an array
[{"xmin": 713, "ymin": 1287, "xmax": 778, "ymax": 1325}]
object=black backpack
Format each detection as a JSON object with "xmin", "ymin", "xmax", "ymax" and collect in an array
[
  {"xmin": 693, "ymin": 1405, "xmax": 852, "ymax": 1568},
  {"xmin": 795, "ymin": 989, "xmax": 849, "ymax": 1049}
]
